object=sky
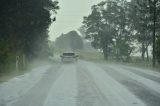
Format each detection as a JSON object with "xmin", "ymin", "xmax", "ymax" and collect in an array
[{"xmin": 49, "ymin": 0, "xmax": 101, "ymax": 41}]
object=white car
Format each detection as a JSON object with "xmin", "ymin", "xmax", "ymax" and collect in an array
[{"xmin": 60, "ymin": 52, "xmax": 78, "ymax": 62}]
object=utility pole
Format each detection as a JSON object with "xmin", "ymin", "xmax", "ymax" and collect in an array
[{"xmin": 152, "ymin": 0, "xmax": 156, "ymax": 67}]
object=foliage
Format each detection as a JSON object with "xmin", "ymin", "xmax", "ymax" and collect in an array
[
  {"xmin": 82, "ymin": 0, "xmax": 135, "ymax": 61},
  {"xmin": 55, "ymin": 31, "xmax": 84, "ymax": 50},
  {"xmin": 129, "ymin": 0, "xmax": 157, "ymax": 61},
  {"xmin": 81, "ymin": 0, "xmax": 160, "ymax": 63},
  {"xmin": 78, "ymin": 25, "xmax": 87, "ymax": 38},
  {"xmin": 0, "ymin": 0, "xmax": 59, "ymax": 71}
]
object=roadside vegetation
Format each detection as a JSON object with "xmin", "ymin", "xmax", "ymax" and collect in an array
[
  {"xmin": 55, "ymin": 31, "xmax": 84, "ymax": 50},
  {"xmin": 0, "ymin": 60, "xmax": 51, "ymax": 83},
  {"xmin": 1, "ymin": 0, "xmax": 160, "ymax": 81},
  {"xmin": 0, "ymin": 0, "xmax": 59, "ymax": 73},
  {"xmin": 79, "ymin": 0, "xmax": 160, "ymax": 67},
  {"xmin": 76, "ymin": 50, "xmax": 104, "ymax": 62}
]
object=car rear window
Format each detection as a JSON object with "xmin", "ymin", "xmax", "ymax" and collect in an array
[{"xmin": 63, "ymin": 53, "xmax": 75, "ymax": 56}]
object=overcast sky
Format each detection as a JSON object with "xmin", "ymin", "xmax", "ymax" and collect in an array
[{"xmin": 49, "ymin": 0, "xmax": 101, "ymax": 41}]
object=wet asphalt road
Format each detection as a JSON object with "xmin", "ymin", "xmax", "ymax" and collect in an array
[{"xmin": 1, "ymin": 60, "xmax": 160, "ymax": 106}]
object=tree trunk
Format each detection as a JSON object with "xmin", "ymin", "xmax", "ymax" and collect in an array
[
  {"xmin": 142, "ymin": 43, "xmax": 145, "ymax": 61},
  {"xmin": 152, "ymin": 0, "xmax": 156, "ymax": 67},
  {"xmin": 146, "ymin": 46, "xmax": 149, "ymax": 61},
  {"xmin": 16, "ymin": 56, "xmax": 20, "ymax": 71},
  {"xmin": 103, "ymin": 46, "xmax": 108, "ymax": 60},
  {"xmin": 100, "ymin": 34, "xmax": 108, "ymax": 60},
  {"xmin": 103, "ymin": 51, "xmax": 108, "ymax": 60},
  {"xmin": 102, "ymin": 44, "xmax": 108, "ymax": 60}
]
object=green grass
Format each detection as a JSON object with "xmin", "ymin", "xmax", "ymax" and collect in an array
[
  {"xmin": 101, "ymin": 56, "xmax": 160, "ymax": 71},
  {"xmin": 76, "ymin": 50, "xmax": 104, "ymax": 62},
  {"xmin": 77, "ymin": 51, "xmax": 160, "ymax": 71},
  {"xmin": 0, "ymin": 60, "xmax": 51, "ymax": 83}
]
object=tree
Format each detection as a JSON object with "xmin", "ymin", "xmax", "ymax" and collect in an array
[
  {"xmin": 148, "ymin": 0, "xmax": 160, "ymax": 66},
  {"xmin": 82, "ymin": 2, "xmax": 113, "ymax": 60},
  {"xmin": 153, "ymin": 0, "xmax": 160, "ymax": 64},
  {"xmin": 156, "ymin": 37, "xmax": 160, "ymax": 63},
  {"xmin": 128, "ymin": 0, "xmax": 153, "ymax": 61},
  {"xmin": 82, "ymin": 0, "xmax": 134, "ymax": 61},
  {"xmin": 55, "ymin": 33, "xmax": 70, "ymax": 49},
  {"xmin": 55, "ymin": 31, "xmax": 83, "ymax": 50},
  {"xmin": 67, "ymin": 31, "xmax": 84, "ymax": 50},
  {"xmin": 0, "ymin": 0, "xmax": 59, "ymax": 70},
  {"xmin": 78, "ymin": 25, "xmax": 87, "ymax": 38},
  {"xmin": 130, "ymin": 0, "xmax": 160, "ymax": 65}
]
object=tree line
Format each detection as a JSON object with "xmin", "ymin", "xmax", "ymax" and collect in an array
[
  {"xmin": 0, "ymin": 0, "xmax": 59, "ymax": 71},
  {"xmin": 55, "ymin": 31, "xmax": 84, "ymax": 50},
  {"xmin": 81, "ymin": 0, "xmax": 160, "ymax": 64}
]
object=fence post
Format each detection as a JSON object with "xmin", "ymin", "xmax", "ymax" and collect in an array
[{"xmin": 16, "ymin": 56, "xmax": 19, "ymax": 71}]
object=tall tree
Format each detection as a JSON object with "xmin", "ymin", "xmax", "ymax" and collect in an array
[
  {"xmin": 0, "ymin": 0, "xmax": 59, "ymax": 70},
  {"xmin": 148, "ymin": 0, "xmax": 160, "ymax": 66},
  {"xmin": 130, "ymin": 0, "xmax": 160, "ymax": 64},
  {"xmin": 129, "ymin": 0, "xmax": 153, "ymax": 61},
  {"xmin": 82, "ymin": 0, "xmax": 134, "ymax": 61},
  {"xmin": 151, "ymin": 0, "xmax": 160, "ymax": 65},
  {"xmin": 83, "ymin": 2, "xmax": 113, "ymax": 60},
  {"xmin": 55, "ymin": 31, "xmax": 84, "ymax": 50}
]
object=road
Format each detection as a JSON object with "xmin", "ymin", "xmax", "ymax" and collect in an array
[{"xmin": 0, "ymin": 60, "xmax": 160, "ymax": 106}]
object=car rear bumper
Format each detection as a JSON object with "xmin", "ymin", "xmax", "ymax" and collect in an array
[{"xmin": 61, "ymin": 57, "xmax": 76, "ymax": 62}]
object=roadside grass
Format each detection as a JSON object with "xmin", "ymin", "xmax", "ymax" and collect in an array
[
  {"xmin": 76, "ymin": 50, "xmax": 105, "ymax": 62},
  {"xmin": 123, "ymin": 61, "xmax": 160, "ymax": 72},
  {"xmin": 75, "ymin": 51, "xmax": 160, "ymax": 71},
  {"xmin": 104, "ymin": 56, "xmax": 160, "ymax": 72},
  {"xmin": 0, "ymin": 59, "xmax": 52, "ymax": 83},
  {"xmin": 118, "ymin": 56, "xmax": 160, "ymax": 71}
]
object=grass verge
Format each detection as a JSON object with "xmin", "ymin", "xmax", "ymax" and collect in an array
[{"xmin": 0, "ymin": 59, "xmax": 52, "ymax": 83}]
